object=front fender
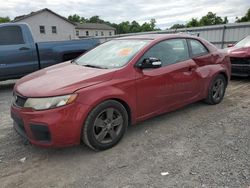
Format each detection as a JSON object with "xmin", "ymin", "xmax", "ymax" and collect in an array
[{"xmin": 75, "ymin": 83, "xmax": 137, "ymax": 125}]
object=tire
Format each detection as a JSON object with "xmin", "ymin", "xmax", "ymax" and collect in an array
[
  {"xmin": 205, "ymin": 74, "xmax": 227, "ymax": 105},
  {"xmin": 82, "ymin": 100, "xmax": 128, "ymax": 151}
]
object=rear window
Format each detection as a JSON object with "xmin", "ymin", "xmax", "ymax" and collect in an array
[
  {"xmin": 0, "ymin": 26, "xmax": 24, "ymax": 45},
  {"xmin": 189, "ymin": 39, "xmax": 208, "ymax": 56}
]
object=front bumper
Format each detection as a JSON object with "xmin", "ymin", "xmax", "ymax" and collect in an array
[
  {"xmin": 231, "ymin": 57, "xmax": 250, "ymax": 76},
  {"xmin": 11, "ymin": 102, "xmax": 90, "ymax": 147}
]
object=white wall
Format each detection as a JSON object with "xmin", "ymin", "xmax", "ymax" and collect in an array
[
  {"xmin": 15, "ymin": 11, "xmax": 77, "ymax": 42},
  {"xmin": 76, "ymin": 29, "xmax": 115, "ymax": 38}
]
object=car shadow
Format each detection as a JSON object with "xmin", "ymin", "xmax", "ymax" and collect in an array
[
  {"xmin": 231, "ymin": 76, "xmax": 250, "ymax": 81},
  {"xmin": 0, "ymin": 80, "xmax": 16, "ymax": 91},
  {"xmin": 14, "ymin": 101, "xmax": 206, "ymax": 158}
]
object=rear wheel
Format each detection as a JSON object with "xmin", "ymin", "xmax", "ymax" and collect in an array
[
  {"xmin": 82, "ymin": 100, "xmax": 128, "ymax": 151},
  {"xmin": 205, "ymin": 74, "xmax": 227, "ymax": 105}
]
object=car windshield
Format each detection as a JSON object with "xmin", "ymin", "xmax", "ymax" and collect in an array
[
  {"xmin": 235, "ymin": 36, "xmax": 250, "ymax": 48},
  {"xmin": 74, "ymin": 40, "xmax": 149, "ymax": 69}
]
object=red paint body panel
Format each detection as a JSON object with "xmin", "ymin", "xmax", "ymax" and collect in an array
[
  {"xmin": 228, "ymin": 47, "xmax": 250, "ymax": 58},
  {"xmin": 227, "ymin": 36, "xmax": 250, "ymax": 76},
  {"xmin": 11, "ymin": 102, "xmax": 91, "ymax": 147},
  {"xmin": 15, "ymin": 62, "xmax": 115, "ymax": 97},
  {"xmin": 11, "ymin": 34, "xmax": 231, "ymax": 147}
]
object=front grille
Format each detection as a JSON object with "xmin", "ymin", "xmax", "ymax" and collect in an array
[
  {"xmin": 13, "ymin": 93, "xmax": 27, "ymax": 108},
  {"xmin": 30, "ymin": 124, "xmax": 51, "ymax": 142},
  {"xmin": 230, "ymin": 57, "xmax": 250, "ymax": 65},
  {"xmin": 231, "ymin": 57, "xmax": 250, "ymax": 75}
]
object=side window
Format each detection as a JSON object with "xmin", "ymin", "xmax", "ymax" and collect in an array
[
  {"xmin": 52, "ymin": 26, "xmax": 57, "ymax": 34},
  {"xmin": 189, "ymin": 39, "xmax": 208, "ymax": 57},
  {"xmin": 140, "ymin": 39, "xmax": 189, "ymax": 67},
  {"xmin": 0, "ymin": 26, "xmax": 24, "ymax": 45},
  {"xmin": 39, "ymin": 26, "xmax": 45, "ymax": 34},
  {"xmin": 76, "ymin": 30, "xmax": 79, "ymax": 36}
]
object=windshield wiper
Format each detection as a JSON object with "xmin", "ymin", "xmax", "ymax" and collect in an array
[
  {"xmin": 82, "ymin": 64, "xmax": 107, "ymax": 69},
  {"xmin": 71, "ymin": 59, "xmax": 78, "ymax": 65}
]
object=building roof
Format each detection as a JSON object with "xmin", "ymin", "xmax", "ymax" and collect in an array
[
  {"xmin": 13, "ymin": 8, "xmax": 76, "ymax": 26},
  {"xmin": 75, "ymin": 23, "xmax": 115, "ymax": 30}
]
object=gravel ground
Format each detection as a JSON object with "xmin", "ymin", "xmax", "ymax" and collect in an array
[{"xmin": 0, "ymin": 78, "xmax": 249, "ymax": 188}]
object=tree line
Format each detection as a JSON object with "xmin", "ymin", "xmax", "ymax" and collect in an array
[
  {"xmin": 170, "ymin": 8, "xmax": 250, "ymax": 29},
  {"xmin": 68, "ymin": 15, "xmax": 160, "ymax": 34},
  {"xmin": 0, "ymin": 8, "xmax": 249, "ymax": 34},
  {"xmin": 170, "ymin": 12, "xmax": 229, "ymax": 29}
]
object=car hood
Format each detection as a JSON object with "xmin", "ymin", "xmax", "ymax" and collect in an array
[
  {"xmin": 227, "ymin": 46, "xmax": 250, "ymax": 58},
  {"xmin": 15, "ymin": 62, "xmax": 116, "ymax": 97}
]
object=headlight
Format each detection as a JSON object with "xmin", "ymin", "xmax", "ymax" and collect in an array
[{"xmin": 24, "ymin": 94, "xmax": 77, "ymax": 110}]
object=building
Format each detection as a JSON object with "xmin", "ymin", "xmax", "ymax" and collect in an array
[
  {"xmin": 13, "ymin": 9, "xmax": 77, "ymax": 42},
  {"xmin": 75, "ymin": 23, "xmax": 115, "ymax": 38},
  {"xmin": 13, "ymin": 8, "xmax": 116, "ymax": 42}
]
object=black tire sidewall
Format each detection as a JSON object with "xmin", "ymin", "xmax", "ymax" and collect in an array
[
  {"xmin": 208, "ymin": 74, "xmax": 227, "ymax": 104},
  {"xmin": 83, "ymin": 100, "xmax": 128, "ymax": 151}
]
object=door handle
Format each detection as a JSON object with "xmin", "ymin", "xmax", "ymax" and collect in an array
[{"xmin": 19, "ymin": 47, "xmax": 30, "ymax": 51}]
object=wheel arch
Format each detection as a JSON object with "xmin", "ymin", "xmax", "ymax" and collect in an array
[
  {"xmin": 109, "ymin": 98, "xmax": 132, "ymax": 126},
  {"xmin": 80, "ymin": 98, "xmax": 132, "ymax": 150},
  {"xmin": 218, "ymin": 71, "xmax": 229, "ymax": 86}
]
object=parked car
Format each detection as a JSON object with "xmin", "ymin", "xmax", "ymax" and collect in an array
[
  {"xmin": 11, "ymin": 34, "xmax": 231, "ymax": 151},
  {"xmin": 0, "ymin": 23, "xmax": 100, "ymax": 81},
  {"xmin": 227, "ymin": 35, "xmax": 250, "ymax": 77}
]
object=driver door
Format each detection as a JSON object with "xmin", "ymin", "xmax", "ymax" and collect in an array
[{"xmin": 135, "ymin": 38, "xmax": 201, "ymax": 120}]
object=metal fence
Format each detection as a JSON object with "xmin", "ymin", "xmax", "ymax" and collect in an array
[{"xmin": 95, "ymin": 22, "xmax": 250, "ymax": 49}]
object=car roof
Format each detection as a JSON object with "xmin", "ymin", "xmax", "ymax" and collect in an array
[{"xmin": 116, "ymin": 33, "xmax": 198, "ymax": 41}]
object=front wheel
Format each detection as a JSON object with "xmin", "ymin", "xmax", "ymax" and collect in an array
[
  {"xmin": 82, "ymin": 100, "xmax": 128, "ymax": 151},
  {"xmin": 205, "ymin": 74, "xmax": 227, "ymax": 105}
]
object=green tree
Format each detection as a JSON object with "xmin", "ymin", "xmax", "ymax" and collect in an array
[
  {"xmin": 186, "ymin": 18, "xmax": 200, "ymax": 28},
  {"xmin": 68, "ymin": 14, "xmax": 81, "ymax": 22},
  {"xmin": 130, "ymin": 21, "xmax": 141, "ymax": 33},
  {"xmin": 117, "ymin": 21, "xmax": 131, "ymax": 34},
  {"xmin": 68, "ymin": 14, "xmax": 87, "ymax": 23},
  {"xmin": 141, "ymin": 22, "xmax": 153, "ymax": 32},
  {"xmin": 236, "ymin": 8, "xmax": 250, "ymax": 22},
  {"xmin": 150, "ymin": 18, "xmax": 156, "ymax": 30},
  {"xmin": 170, "ymin": 24, "xmax": 185, "ymax": 29},
  {"xmin": 223, "ymin": 16, "xmax": 229, "ymax": 24},
  {"xmin": 199, "ymin": 12, "xmax": 224, "ymax": 26},
  {"xmin": 88, "ymin": 15, "xmax": 105, "ymax": 23},
  {"xmin": 0, "ymin": 16, "xmax": 10, "ymax": 23}
]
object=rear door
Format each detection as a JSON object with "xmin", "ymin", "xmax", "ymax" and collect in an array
[
  {"xmin": 0, "ymin": 25, "xmax": 38, "ymax": 80},
  {"xmin": 187, "ymin": 38, "xmax": 215, "ymax": 91},
  {"xmin": 187, "ymin": 39, "xmax": 214, "ymax": 67}
]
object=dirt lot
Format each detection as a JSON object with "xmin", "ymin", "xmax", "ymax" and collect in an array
[{"xmin": 0, "ymin": 78, "xmax": 249, "ymax": 188}]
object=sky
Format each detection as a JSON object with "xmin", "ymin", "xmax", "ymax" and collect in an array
[{"xmin": 0, "ymin": 0, "xmax": 250, "ymax": 29}]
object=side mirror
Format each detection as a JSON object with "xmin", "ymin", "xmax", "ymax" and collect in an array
[
  {"xmin": 227, "ymin": 44, "xmax": 234, "ymax": 48},
  {"xmin": 137, "ymin": 57, "xmax": 162, "ymax": 69}
]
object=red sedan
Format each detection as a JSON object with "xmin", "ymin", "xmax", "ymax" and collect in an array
[
  {"xmin": 11, "ymin": 34, "xmax": 231, "ymax": 151},
  {"xmin": 227, "ymin": 35, "xmax": 250, "ymax": 77}
]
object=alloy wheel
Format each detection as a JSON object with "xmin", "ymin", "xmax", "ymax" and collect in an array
[
  {"xmin": 93, "ymin": 108, "xmax": 123, "ymax": 144},
  {"xmin": 212, "ymin": 78, "xmax": 225, "ymax": 101}
]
